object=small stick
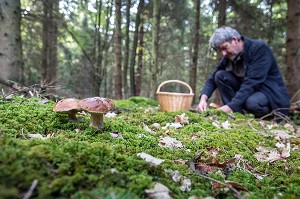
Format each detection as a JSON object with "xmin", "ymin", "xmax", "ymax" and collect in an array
[{"xmin": 23, "ymin": 179, "xmax": 38, "ymax": 199}]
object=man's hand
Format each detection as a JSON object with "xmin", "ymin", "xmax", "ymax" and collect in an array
[
  {"xmin": 196, "ymin": 100, "xmax": 208, "ymax": 112},
  {"xmin": 218, "ymin": 105, "xmax": 233, "ymax": 113},
  {"xmin": 196, "ymin": 94, "xmax": 208, "ymax": 112}
]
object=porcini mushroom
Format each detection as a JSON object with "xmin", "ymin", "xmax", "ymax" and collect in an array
[
  {"xmin": 79, "ymin": 97, "xmax": 115, "ymax": 129},
  {"xmin": 53, "ymin": 98, "xmax": 82, "ymax": 122},
  {"xmin": 209, "ymin": 102, "xmax": 221, "ymax": 109}
]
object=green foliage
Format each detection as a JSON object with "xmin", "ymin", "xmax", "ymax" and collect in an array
[{"xmin": 0, "ymin": 96, "xmax": 300, "ymax": 198}]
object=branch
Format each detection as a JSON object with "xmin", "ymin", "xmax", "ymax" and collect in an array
[
  {"xmin": 190, "ymin": 163, "xmax": 244, "ymax": 199},
  {"xmin": 0, "ymin": 76, "xmax": 20, "ymax": 91},
  {"xmin": 23, "ymin": 179, "xmax": 38, "ymax": 199}
]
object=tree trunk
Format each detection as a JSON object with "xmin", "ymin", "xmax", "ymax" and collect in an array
[
  {"xmin": 91, "ymin": 0, "xmax": 103, "ymax": 96},
  {"xmin": 122, "ymin": 0, "xmax": 131, "ymax": 98},
  {"xmin": 149, "ymin": 0, "xmax": 160, "ymax": 99},
  {"xmin": 103, "ymin": 0, "xmax": 113, "ymax": 98},
  {"xmin": 41, "ymin": 0, "xmax": 58, "ymax": 86},
  {"xmin": 135, "ymin": 12, "xmax": 145, "ymax": 96},
  {"xmin": 114, "ymin": 0, "xmax": 123, "ymax": 99},
  {"xmin": 190, "ymin": 0, "xmax": 200, "ymax": 103},
  {"xmin": 214, "ymin": 0, "xmax": 227, "ymax": 105},
  {"xmin": 130, "ymin": 0, "xmax": 144, "ymax": 97},
  {"xmin": 0, "ymin": 0, "xmax": 23, "ymax": 86},
  {"xmin": 285, "ymin": 0, "xmax": 300, "ymax": 100}
]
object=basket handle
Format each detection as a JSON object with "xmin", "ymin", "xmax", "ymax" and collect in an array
[{"xmin": 156, "ymin": 80, "xmax": 194, "ymax": 94}]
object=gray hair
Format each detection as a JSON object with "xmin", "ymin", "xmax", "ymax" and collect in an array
[{"xmin": 209, "ymin": 26, "xmax": 241, "ymax": 51}]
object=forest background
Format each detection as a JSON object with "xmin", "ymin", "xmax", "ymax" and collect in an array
[{"xmin": 0, "ymin": 0, "xmax": 299, "ymax": 105}]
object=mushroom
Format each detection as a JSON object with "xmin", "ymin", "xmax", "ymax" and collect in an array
[
  {"xmin": 209, "ymin": 102, "xmax": 221, "ymax": 109},
  {"xmin": 53, "ymin": 98, "xmax": 82, "ymax": 122},
  {"xmin": 79, "ymin": 97, "xmax": 115, "ymax": 129}
]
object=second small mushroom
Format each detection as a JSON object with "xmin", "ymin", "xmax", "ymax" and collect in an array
[
  {"xmin": 79, "ymin": 97, "xmax": 115, "ymax": 129},
  {"xmin": 53, "ymin": 98, "xmax": 82, "ymax": 122}
]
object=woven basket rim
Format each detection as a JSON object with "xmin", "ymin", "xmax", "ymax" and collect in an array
[
  {"xmin": 156, "ymin": 91, "xmax": 194, "ymax": 96},
  {"xmin": 156, "ymin": 80, "xmax": 194, "ymax": 95}
]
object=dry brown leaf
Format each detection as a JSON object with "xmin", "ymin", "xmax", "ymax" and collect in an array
[
  {"xmin": 175, "ymin": 113, "xmax": 189, "ymax": 124},
  {"xmin": 158, "ymin": 136, "xmax": 183, "ymax": 148}
]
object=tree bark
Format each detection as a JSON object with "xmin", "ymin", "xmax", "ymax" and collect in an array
[
  {"xmin": 135, "ymin": 11, "xmax": 145, "ymax": 96},
  {"xmin": 41, "ymin": 0, "xmax": 58, "ymax": 86},
  {"xmin": 122, "ymin": 0, "xmax": 131, "ymax": 98},
  {"xmin": 91, "ymin": 0, "xmax": 103, "ymax": 96},
  {"xmin": 190, "ymin": 0, "xmax": 200, "ymax": 103},
  {"xmin": 130, "ymin": 0, "xmax": 144, "ymax": 97},
  {"xmin": 214, "ymin": 0, "xmax": 227, "ymax": 105},
  {"xmin": 103, "ymin": 0, "xmax": 113, "ymax": 98},
  {"xmin": 114, "ymin": 0, "xmax": 123, "ymax": 99},
  {"xmin": 285, "ymin": 0, "xmax": 300, "ymax": 100},
  {"xmin": 149, "ymin": 0, "xmax": 160, "ymax": 99},
  {"xmin": 0, "ymin": 0, "xmax": 23, "ymax": 85}
]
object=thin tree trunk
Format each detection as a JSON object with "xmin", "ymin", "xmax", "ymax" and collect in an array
[
  {"xmin": 135, "ymin": 13, "xmax": 145, "ymax": 96},
  {"xmin": 190, "ymin": 0, "xmax": 200, "ymax": 103},
  {"xmin": 103, "ymin": 0, "xmax": 113, "ymax": 98},
  {"xmin": 123, "ymin": 0, "xmax": 131, "ymax": 98},
  {"xmin": 129, "ymin": 0, "xmax": 144, "ymax": 97},
  {"xmin": 114, "ymin": 0, "xmax": 123, "ymax": 99},
  {"xmin": 285, "ymin": 0, "xmax": 300, "ymax": 99},
  {"xmin": 91, "ymin": 0, "xmax": 103, "ymax": 96},
  {"xmin": 149, "ymin": 0, "xmax": 160, "ymax": 99},
  {"xmin": 214, "ymin": 0, "xmax": 227, "ymax": 105},
  {"xmin": 41, "ymin": 0, "xmax": 58, "ymax": 87},
  {"xmin": 0, "ymin": 0, "xmax": 23, "ymax": 85}
]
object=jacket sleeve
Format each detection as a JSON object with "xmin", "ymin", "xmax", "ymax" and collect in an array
[{"xmin": 227, "ymin": 42, "xmax": 273, "ymax": 111}]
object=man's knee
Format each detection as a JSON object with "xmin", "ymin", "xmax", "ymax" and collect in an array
[
  {"xmin": 244, "ymin": 96, "xmax": 259, "ymax": 112},
  {"xmin": 214, "ymin": 70, "xmax": 228, "ymax": 83},
  {"xmin": 244, "ymin": 93, "xmax": 270, "ymax": 117}
]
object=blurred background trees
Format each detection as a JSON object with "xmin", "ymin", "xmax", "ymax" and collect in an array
[{"xmin": 0, "ymin": 0, "xmax": 299, "ymax": 103}]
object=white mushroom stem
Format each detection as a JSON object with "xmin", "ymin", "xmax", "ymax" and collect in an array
[{"xmin": 90, "ymin": 113, "xmax": 104, "ymax": 128}]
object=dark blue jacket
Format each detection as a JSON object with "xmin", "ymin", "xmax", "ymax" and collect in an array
[{"xmin": 201, "ymin": 36, "xmax": 290, "ymax": 114}]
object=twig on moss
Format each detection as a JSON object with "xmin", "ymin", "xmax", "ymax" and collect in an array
[
  {"xmin": 191, "ymin": 167, "xmax": 244, "ymax": 199},
  {"xmin": 20, "ymin": 128, "xmax": 28, "ymax": 140},
  {"xmin": 23, "ymin": 179, "xmax": 38, "ymax": 199},
  {"xmin": 246, "ymin": 120, "xmax": 259, "ymax": 132},
  {"xmin": 290, "ymin": 89, "xmax": 300, "ymax": 103}
]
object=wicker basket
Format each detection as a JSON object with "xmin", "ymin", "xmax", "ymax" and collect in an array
[{"xmin": 156, "ymin": 80, "xmax": 194, "ymax": 112}]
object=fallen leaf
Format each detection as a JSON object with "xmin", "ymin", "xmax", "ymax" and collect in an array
[
  {"xmin": 175, "ymin": 113, "xmax": 189, "ymax": 125},
  {"xmin": 272, "ymin": 129, "xmax": 294, "ymax": 140},
  {"xmin": 105, "ymin": 112, "xmax": 117, "ymax": 118},
  {"xmin": 27, "ymin": 133, "xmax": 53, "ymax": 140},
  {"xmin": 144, "ymin": 124, "xmax": 154, "ymax": 133},
  {"xmin": 145, "ymin": 182, "xmax": 172, "ymax": 199},
  {"xmin": 180, "ymin": 177, "xmax": 192, "ymax": 192},
  {"xmin": 221, "ymin": 120, "xmax": 231, "ymax": 129},
  {"xmin": 266, "ymin": 150, "xmax": 282, "ymax": 163},
  {"xmin": 284, "ymin": 123, "xmax": 294, "ymax": 132},
  {"xmin": 110, "ymin": 132, "xmax": 123, "ymax": 139},
  {"xmin": 281, "ymin": 143, "xmax": 290, "ymax": 158},
  {"xmin": 162, "ymin": 122, "xmax": 183, "ymax": 129},
  {"xmin": 137, "ymin": 152, "xmax": 165, "ymax": 166},
  {"xmin": 158, "ymin": 136, "xmax": 183, "ymax": 149},
  {"xmin": 173, "ymin": 159, "xmax": 188, "ymax": 165}
]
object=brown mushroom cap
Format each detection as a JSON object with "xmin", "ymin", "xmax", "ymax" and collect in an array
[
  {"xmin": 53, "ymin": 98, "xmax": 81, "ymax": 113},
  {"xmin": 79, "ymin": 97, "xmax": 115, "ymax": 129},
  {"xmin": 79, "ymin": 97, "xmax": 115, "ymax": 114}
]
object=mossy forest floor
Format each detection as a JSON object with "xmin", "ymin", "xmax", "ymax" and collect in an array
[{"xmin": 0, "ymin": 96, "xmax": 300, "ymax": 199}]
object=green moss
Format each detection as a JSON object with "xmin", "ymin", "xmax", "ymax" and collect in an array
[{"xmin": 0, "ymin": 96, "xmax": 299, "ymax": 198}]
